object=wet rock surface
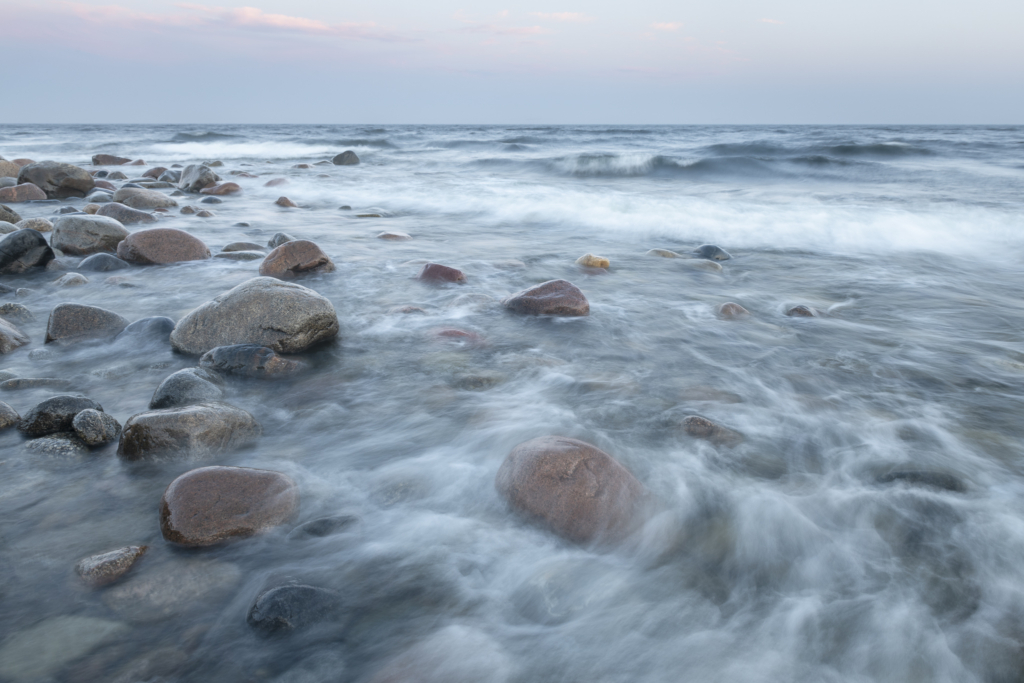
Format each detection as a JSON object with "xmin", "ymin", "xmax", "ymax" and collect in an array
[
  {"xmin": 681, "ymin": 415, "xmax": 744, "ymax": 446},
  {"xmin": 96, "ymin": 202, "xmax": 158, "ymax": 225},
  {"xmin": 46, "ymin": 303, "xmax": 130, "ymax": 344},
  {"xmin": 75, "ymin": 545, "xmax": 147, "ymax": 587},
  {"xmin": 0, "ymin": 318, "xmax": 29, "ymax": 354},
  {"xmin": 177, "ymin": 164, "xmax": 218, "ymax": 193},
  {"xmin": 78, "ymin": 252, "xmax": 130, "ymax": 271},
  {"xmin": 116, "ymin": 315, "xmax": 176, "ymax": 342},
  {"xmin": 51, "ymin": 214, "xmax": 129, "ymax": 255},
  {"xmin": 0, "ymin": 204, "xmax": 22, "ymax": 223},
  {"xmin": 18, "ymin": 395, "xmax": 103, "ymax": 437},
  {"xmin": 0, "ymin": 400, "xmax": 20, "ymax": 430},
  {"xmin": 17, "ymin": 160, "xmax": 95, "ymax": 198},
  {"xmin": 693, "ymin": 244, "xmax": 732, "ymax": 260},
  {"xmin": 200, "ymin": 344, "xmax": 307, "ymax": 378},
  {"xmin": 247, "ymin": 584, "xmax": 342, "ymax": 634},
  {"xmin": 503, "ymin": 279, "xmax": 589, "ymax": 316},
  {"xmin": 149, "ymin": 367, "xmax": 224, "ymax": 409},
  {"xmin": 259, "ymin": 240, "xmax": 335, "ymax": 279},
  {"xmin": 160, "ymin": 466, "xmax": 299, "ymax": 546},
  {"xmin": 25, "ymin": 431, "xmax": 91, "ymax": 458},
  {"xmin": 102, "ymin": 559, "xmax": 241, "ymax": 623},
  {"xmin": 72, "ymin": 408, "xmax": 121, "ymax": 446},
  {"xmin": 117, "ymin": 402, "xmax": 261, "ymax": 461},
  {"xmin": 0, "ymin": 229, "xmax": 54, "ymax": 274},
  {"xmin": 111, "ymin": 187, "xmax": 178, "ymax": 209},
  {"xmin": 0, "ymin": 182, "xmax": 47, "ymax": 202},
  {"xmin": 418, "ymin": 263, "xmax": 466, "ymax": 283},
  {"xmin": 0, "ymin": 616, "xmax": 128, "ymax": 683},
  {"xmin": 287, "ymin": 514, "xmax": 358, "ymax": 540},
  {"xmin": 332, "ymin": 150, "xmax": 360, "ymax": 165},
  {"xmin": 116, "ymin": 227, "xmax": 211, "ymax": 264}
]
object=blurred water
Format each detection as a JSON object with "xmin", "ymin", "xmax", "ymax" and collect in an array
[{"xmin": 1, "ymin": 125, "xmax": 1024, "ymax": 682}]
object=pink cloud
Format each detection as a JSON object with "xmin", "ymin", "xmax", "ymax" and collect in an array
[
  {"xmin": 531, "ymin": 12, "xmax": 594, "ymax": 22},
  {"xmin": 651, "ymin": 22, "xmax": 683, "ymax": 31}
]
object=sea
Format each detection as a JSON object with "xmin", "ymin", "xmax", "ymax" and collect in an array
[{"xmin": 1, "ymin": 124, "xmax": 1024, "ymax": 682}]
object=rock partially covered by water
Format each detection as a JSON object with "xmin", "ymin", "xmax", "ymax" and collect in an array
[
  {"xmin": 75, "ymin": 545, "xmax": 147, "ymax": 587},
  {"xmin": 0, "ymin": 318, "xmax": 29, "ymax": 354},
  {"xmin": 418, "ymin": 263, "xmax": 466, "ymax": 284},
  {"xmin": 200, "ymin": 182, "xmax": 240, "ymax": 196},
  {"xmin": 17, "ymin": 160, "xmax": 95, "ymax": 198},
  {"xmin": 259, "ymin": 240, "xmax": 335, "ymax": 279},
  {"xmin": 117, "ymin": 316, "xmax": 175, "ymax": 342},
  {"xmin": 92, "ymin": 154, "xmax": 131, "ymax": 166},
  {"xmin": 495, "ymin": 436, "xmax": 647, "ymax": 544},
  {"xmin": 681, "ymin": 415, "xmax": 744, "ymax": 446},
  {"xmin": 786, "ymin": 305, "xmax": 821, "ymax": 318},
  {"xmin": 0, "ymin": 401, "xmax": 20, "ymax": 430},
  {"xmin": 876, "ymin": 469, "xmax": 967, "ymax": 493},
  {"xmin": 693, "ymin": 244, "xmax": 731, "ymax": 260},
  {"xmin": 51, "ymin": 214, "xmax": 129, "ymax": 255},
  {"xmin": 46, "ymin": 303, "xmax": 129, "ymax": 344},
  {"xmin": 367, "ymin": 625, "xmax": 512, "ymax": 683},
  {"xmin": 716, "ymin": 302, "xmax": 750, "ymax": 319},
  {"xmin": 0, "ymin": 204, "xmax": 22, "ymax": 224},
  {"xmin": 170, "ymin": 277, "xmax": 339, "ymax": 355},
  {"xmin": 0, "ymin": 616, "xmax": 128, "ymax": 683},
  {"xmin": 116, "ymin": 228, "xmax": 211, "ymax": 264},
  {"xmin": 503, "ymin": 280, "xmax": 589, "ymax": 317},
  {"xmin": 247, "ymin": 585, "xmax": 341, "ymax": 635},
  {"xmin": 576, "ymin": 253, "xmax": 610, "ymax": 268},
  {"xmin": 332, "ymin": 150, "xmax": 360, "ymax": 165},
  {"xmin": 102, "ymin": 559, "xmax": 241, "ymax": 623},
  {"xmin": 117, "ymin": 402, "xmax": 261, "ymax": 461},
  {"xmin": 112, "ymin": 187, "xmax": 178, "ymax": 209},
  {"xmin": 160, "ymin": 466, "xmax": 299, "ymax": 546},
  {"xmin": 287, "ymin": 514, "xmax": 358, "ymax": 540},
  {"xmin": 25, "ymin": 432, "xmax": 90, "ymax": 458},
  {"xmin": 275, "ymin": 196, "xmax": 298, "ymax": 208},
  {"xmin": 200, "ymin": 344, "xmax": 307, "ymax": 378},
  {"xmin": 377, "ymin": 231, "xmax": 411, "ymax": 241},
  {"xmin": 178, "ymin": 164, "xmax": 218, "ymax": 193},
  {"xmin": 150, "ymin": 368, "xmax": 224, "ymax": 409},
  {"xmin": 18, "ymin": 395, "xmax": 104, "ymax": 437},
  {"xmin": 268, "ymin": 232, "xmax": 296, "ymax": 248},
  {"xmin": 78, "ymin": 253, "xmax": 130, "ymax": 271},
  {"xmin": 96, "ymin": 202, "xmax": 158, "ymax": 225},
  {"xmin": 0, "ymin": 183, "xmax": 47, "ymax": 202},
  {"xmin": 73, "ymin": 408, "xmax": 122, "ymax": 446},
  {"xmin": 0, "ymin": 229, "xmax": 54, "ymax": 274}
]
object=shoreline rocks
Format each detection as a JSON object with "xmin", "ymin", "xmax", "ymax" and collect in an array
[
  {"xmin": 51, "ymin": 214, "xmax": 129, "ymax": 255},
  {"xmin": 117, "ymin": 402, "xmax": 262, "ymax": 461},
  {"xmin": 17, "ymin": 395, "xmax": 104, "ymax": 437},
  {"xmin": 150, "ymin": 368, "xmax": 224, "ymax": 410},
  {"xmin": 17, "ymin": 161, "xmax": 95, "ymax": 198},
  {"xmin": 76, "ymin": 546, "xmax": 147, "ymax": 587},
  {"xmin": 0, "ymin": 183, "xmax": 47, "ymax": 202},
  {"xmin": 177, "ymin": 164, "xmax": 218, "ymax": 193},
  {"xmin": 112, "ymin": 187, "xmax": 178, "ymax": 210},
  {"xmin": 45, "ymin": 303, "xmax": 130, "ymax": 344},
  {"xmin": 0, "ymin": 229, "xmax": 54, "ymax": 273},
  {"xmin": 418, "ymin": 263, "xmax": 465, "ymax": 284},
  {"xmin": 200, "ymin": 344, "xmax": 307, "ymax": 378},
  {"xmin": 0, "ymin": 318, "xmax": 29, "ymax": 354},
  {"xmin": 332, "ymin": 150, "xmax": 359, "ymax": 165},
  {"xmin": 576, "ymin": 253, "xmax": 610, "ymax": 268},
  {"xmin": 116, "ymin": 228, "xmax": 211, "ymax": 264},
  {"xmin": 259, "ymin": 240, "xmax": 334, "ymax": 279},
  {"xmin": 503, "ymin": 280, "xmax": 589, "ymax": 316}
]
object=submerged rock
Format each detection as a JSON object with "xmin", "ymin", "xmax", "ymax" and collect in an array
[
  {"xmin": 681, "ymin": 415, "xmax": 744, "ymax": 446},
  {"xmin": 72, "ymin": 408, "xmax": 121, "ymax": 446},
  {"xmin": 418, "ymin": 263, "xmax": 466, "ymax": 284},
  {"xmin": 223, "ymin": 241, "xmax": 264, "ymax": 252},
  {"xmin": 116, "ymin": 316, "xmax": 176, "ymax": 342},
  {"xmin": 0, "ymin": 401, "xmax": 20, "ymax": 430},
  {"xmin": 332, "ymin": 150, "xmax": 360, "ymax": 165},
  {"xmin": 876, "ymin": 469, "xmax": 967, "ymax": 493},
  {"xmin": 117, "ymin": 402, "xmax": 261, "ymax": 461},
  {"xmin": 169, "ymin": 277, "xmax": 339, "ymax": 355},
  {"xmin": 576, "ymin": 253, "xmax": 610, "ymax": 268},
  {"xmin": 0, "ymin": 318, "xmax": 29, "ymax": 354},
  {"xmin": 503, "ymin": 280, "xmax": 589, "ymax": 316},
  {"xmin": 786, "ymin": 305, "xmax": 821, "ymax": 318},
  {"xmin": 18, "ymin": 395, "xmax": 103, "ymax": 436},
  {"xmin": 160, "ymin": 466, "xmax": 299, "ymax": 546},
  {"xmin": 46, "ymin": 303, "xmax": 129, "ymax": 344},
  {"xmin": 55, "ymin": 272, "xmax": 89, "ymax": 287},
  {"xmin": 716, "ymin": 302, "xmax": 750, "ymax": 319},
  {"xmin": 149, "ymin": 368, "xmax": 224, "ymax": 410},
  {"xmin": 96, "ymin": 202, "xmax": 158, "ymax": 225},
  {"xmin": 200, "ymin": 182, "xmax": 240, "ymax": 195},
  {"xmin": 287, "ymin": 514, "xmax": 358, "ymax": 540},
  {"xmin": 17, "ymin": 161, "xmax": 95, "ymax": 198},
  {"xmin": 215, "ymin": 250, "xmax": 263, "ymax": 261},
  {"xmin": 75, "ymin": 546, "xmax": 148, "ymax": 587},
  {"xmin": 78, "ymin": 253, "xmax": 130, "ymax": 271},
  {"xmin": 268, "ymin": 232, "xmax": 296, "ymax": 248},
  {"xmin": 680, "ymin": 259, "xmax": 723, "ymax": 272},
  {"xmin": 177, "ymin": 164, "xmax": 218, "ymax": 193},
  {"xmin": 0, "ymin": 229, "xmax": 54, "ymax": 274},
  {"xmin": 275, "ymin": 196, "xmax": 298, "ymax": 208},
  {"xmin": 200, "ymin": 344, "xmax": 307, "ymax": 378},
  {"xmin": 0, "ymin": 303, "xmax": 33, "ymax": 322},
  {"xmin": 366, "ymin": 625, "xmax": 512, "ymax": 683},
  {"xmin": 51, "ymin": 214, "xmax": 129, "ymax": 255},
  {"xmin": 693, "ymin": 244, "xmax": 731, "ymax": 260},
  {"xmin": 377, "ymin": 231, "xmax": 412, "ymax": 241},
  {"xmin": 495, "ymin": 436, "xmax": 647, "ymax": 543},
  {"xmin": 259, "ymin": 240, "xmax": 335, "ymax": 279},
  {"xmin": 0, "ymin": 616, "xmax": 128, "ymax": 683},
  {"xmin": 647, "ymin": 248, "xmax": 680, "ymax": 258},
  {"xmin": 247, "ymin": 585, "xmax": 341, "ymax": 635},
  {"xmin": 116, "ymin": 228, "xmax": 211, "ymax": 264},
  {"xmin": 25, "ymin": 432, "xmax": 90, "ymax": 457},
  {"xmin": 102, "ymin": 559, "xmax": 241, "ymax": 623},
  {"xmin": 92, "ymin": 154, "xmax": 131, "ymax": 166}
]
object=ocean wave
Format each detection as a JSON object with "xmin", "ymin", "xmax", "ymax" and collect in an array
[
  {"xmin": 170, "ymin": 131, "xmax": 244, "ymax": 142},
  {"xmin": 499, "ymin": 136, "xmax": 548, "ymax": 144},
  {"xmin": 823, "ymin": 142, "xmax": 934, "ymax": 157},
  {"xmin": 548, "ymin": 153, "xmax": 783, "ymax": 178}
]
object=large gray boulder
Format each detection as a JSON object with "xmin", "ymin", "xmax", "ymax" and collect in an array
[
  {"xmin": 17, "ymin": 395, "xmax": 104, "ymax": 437},
  {"xmin": 0, "ymin": 204, "xmax": 21, "ymax": 224},
  {"xmin": 17, "ymin": 161, "xmax": 95, "ymax": 198},
  {"xmin": 170, "ymin": 277, "xmax": 339, "ymax": 355},
  {"xmin": 149, "ymin": 368, "xmax": 224, "ymax": 409},
  {"xmin": 112, "ymin": 187, "xmax": 178, "ymax": 210},
  {"xmin": 117, "ymin": 402, "xmax": 261, "ymax": 461},
  {"xmin": 0, "ymin": 318, "xmax": 29, "ymax": 354},
  {"xmin": 177, "ymin": 165, "xmax": 218, "ymax": 193},
  {"xmin": 51, "ymin": 214, "xmax": 129, "ymax": 255},
  {"xmin": 96, "ymin": 202, "xmax": 158, "ymax": 225},
  {"xmin": 332, "ymin": 151, "xmax": 359, "ymax": 165},
  {"xmin": 116, "ymin": 228, "xmax": 210, "ymax": 265},
  {"xmin": 45, "ymin": 303, "xmax": 130, "ymax": 344},
  {"xmin": 0, "ymin": 229, "xmax": 54, "ymax": 274}
]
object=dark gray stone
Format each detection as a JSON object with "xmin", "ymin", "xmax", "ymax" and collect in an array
[
  {"xmin": 0, "ymin": 401, "xmax": 18, "ymax": 430},
  {"xmin": 79, "ymin": 253, "xmax": 130, "ymax": 272},
  {"xmin": 0, "ymin": 303, "xmax": 34, "ymax": 323},
  {"xmin": 158, "ymin": 170, "xmax": 181, "ymax": 183},
  {"xmin": 247, "ymin": 585, "xmax": 342, "ymax": 635},
  {"xmin": 268, "ymin": 232, "xmax": 296, "ymax": 248},
  {"xmin": 693, "ymin": 244, "xmax": 731, "ymax": 261},
  {"xmin": 287, "ymin": 515, "xmax": 358, "ymax": 540},
  {"xmin": 18, "ymin": 395, "xmax": 103, "ymax": 437},
  {"xmin": 0, "ymin": 318, "xmax": 29, "ymax": 354},
  {"xmin": 332, "ymin": 151, "xmax": 360, "ymax": 166},
  {"xmin": 149, "ymin": 368, "xmax": 224, "ymax": 410},
  {"xmin": 200, "ymin": 344, "xmax": 307, "ymax": 378},
  {"xmin": 46, "ymin": 303, "xmax": 129, "ymax": 345},
  {"xmin": 72, "ymin": 408, "xmax": 121, "ymax": 446},
  {"xmin": 200, "ymin": 196, "xmax": 221, "ymax": 204},
  {"xmin": 116, "ymin": 316, "xmax": 175, "ymax": 342},
  {"xmin": 178, "ymin": 165, "xmax": 218, "ymax": 193},
  {"xmin": 0, "ymin": 229, "xmax": 55, "ymax": 274},
  {"xmin": 96, "ymin": 202, "xmax": 158, "ymax": 225},
  {"xmin": 51, "ymin": 214, "xmax": 129, "ymax": 255},
  {"xmin": 876, "ymin": 469, "xmax": 967, "ymax": 493},
  {"xmin": 17, "ymin": 161, "xmax": 95, "ymax": 198},
  {"xmin": 25, "ymin": 432, "xmax": 91, "ymax": 457}
]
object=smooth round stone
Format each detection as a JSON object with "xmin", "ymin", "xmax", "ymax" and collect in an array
[
  {"xmin": 55, "ymin": 272, "xmax": 89, "ymax": 287},
  {"xmin": 275, "ymin": 196, "xmax": 298, "ymax": 208},
  {"xmin": 85, "ymin": 193, "xmax": 112, "ymax": 204},
  {"xmin": 72, "ymin": 408, "xmax": 121, "ymax": 446},
  {"xmin": 200, "ymin": 196, "xmax": 222, "ymax": 204},
  {"xmin": 247, "ymin": 585, "xmax": 341, "ymax": 635},
  {"xmin": 495, "ymin": 436, "xmax": 647, "ymax": 544},
  {"xmin": 96, "ymin": 202, "xmax": 157, "ymax": 225},
  {"xmin": 200, "ymin": 344, "xmax": 306, "ymax": 378},
  {"xmin": 117, "ymin": 316, "xmax": 176, "ymax": 341},
  {"xmin": 366, "ymin": 626, "xmax": 511, "ymax": 683},
  {"xmin": 45, "ymin": 303, "xmax": 129, "ymax": 344},
  {"xmin": 259, "ymin": 240, "xmax": 335, "ymax": 279},
  {"xmin": 215, "ymin": 250, "xmax": 263, "ymax": 261},
  {"xmin": 195, "ymin": 210, "xmax": 216, "ymax": 218},
  {"xmin": 377, "ymin": 231, "xmax": 411, "ymax": 241},
  {"xmin": 332, "ymin": 150, "xmax": 359, "ymax": 165},
  {"xmin": 647, "ymin": 248, "xmax": 680, "ymax": 258},
  {"xmin": 287, "ymin": 514, "xmax": 358, "ymax": 540},
  {"xmin": 0, "ymin": 220, "xmax": 17, "ymax": 234},
  {"xmin": 111, "ymin": 187, "xmax": 178, "ymax": 210},
  {"xmin": 116, "ymin": 228, "xmax": 211, "ymax": 264},
  {"xmin": 180, "ymin": 205, "xmax": 196, "ymax": 215},
  {"xmin": 199, "ymin": 182, "xmax": 239, "ymax": 196},
  {"xmin": 693, "ymin": 244, "xmax": 731, "ymax": 260},
  {"xmin": 177, "ymin": 164, "xmax": 218, "ymax": 193},
  {"xmin": 50, "ymin": 214, "xmax": 130, "ymax": 255},
  {"xmin": 17, "ymin": 395, "xmax": 103, "ymax": 436},
  {"xmin": 15, "ymin": 217, "xmax": 53, "ymax": 232},
  {"xmin": 117, "ymin": 402, "xmax": 261, "ymax": 461},
  {"xmin": 149, "ymin": 368, "xmax": 224, "ymax": 410},
  {"xmin": 502, "ymin": 279, "xmax": 589, "ymax": 316},
  {"xmin": 0, "ymin": 229, "xmax": 54, "ymax": 274},
  {"xmin": 681, "ymin": 415, "xmax": 743, "ymax": 446},
  {"xmin": 0, "ymin": 318, "xmax": 29, "ymax": 354},
  {"xmin": 222, "ymin": 241, "xmax": 263, "ymax": 252},
  {"xmin": 264, "ymin": 178, "xmax": 288, "ymax": 187},
  {"xmin": 78, "ymin": 253, "xmax": 130, "ymax": 272},
  {"xmin": 0, "ymin": 378, "xmax": 71, "ymax": 391},
  {"xmin": 268, "ymin": 232, "xmax": 296, "ymax": 248},
  {"xmin": 160, "ymin": 466, "xmax": 299, "ymax": 546},
  {"xmin": 143, "ymin": 166, "xmax": 168, "ymax": 179},
  {"xmin": 418, "ymin": 263, "xmax": 465, "ymax": 284},
  {"xmin": 576, "ymin": 253, "xmax": 610, "ymax": 268},
  {"xmin": 680, "ymin": 258, "xmax": 723, "ymax": 272},
  {"xmin": 716, "ymin": 302, "xmax": 750, "ymax": 319},
  {"xmin": 786, "ymin": 305, "xmax": 820, "ymax": 317},
  {"xmin": 25, "ymin": 432, "xmax": 90, "ymax": 458},
  {"xmin": 75, "ymin": 546, "xmax": 147, "ymax": 587},
  {"xmin": 0, "ymin": 204, "xmax": 22, "ymax": 223},
  {"xmin": 102, "ymin": 559, "xmax": 241, "ymax": 623},
  {"xmin": 0, "ymin": 400, "xmax": 19, "ymax": 430},
  {"xmin": 92, "ymin": 154, "xmax": 131, "ymax": 165},
  {"xmin": 0, "ymin": 160, "xmax": 20, "ymax": 178},
  {"xmin": 0, "ymin": 183, "xmax": 48, "ymax": 202}
]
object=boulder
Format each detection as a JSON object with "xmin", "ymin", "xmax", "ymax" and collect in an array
[
  {"xmin": 160, "ymin": 466, "xmax": 299, "ymax": 546},
  {"xmin": 693, "ymin": 244, "xmax": 731, "ymax": 261},
  {"xmin": 195, "ymin": 210, "xmax": 215, "ymax": 218},
  {"xmin": 332, "ymin": 151, "xmax": 360, "ymax": 165},
  {"xmin": 0, "ymin": 221, "xmax": 16, "ymax": 234},
  {"xmin": 17, "ymin": 161, "xmax": 95, "ymax": 198},
  {"xmin": 200, "ymin": 196, "xmax": 221, "ymax": 204},
  {"xmin": 495, "ymin": 436, "xmax": 647, "ymax": 543},
  {"xmin": 116, "ymin": 316, "xmax": 175, "ymax": 342},
  {"xmin": 102, "ymin": 559, "xmax": 241, "ymax": 623},
  {"xmin": 786, "ymin": 305, "xmax": 820, "ymax": 318},
  {"xmin": 46, "ymin": 303, "xmax": 129, "ymax": 344},
  {"xmin": 177, "ymin": 164, "xmax": 218, "ymax": 193},
  {"xmin": 275, "ymin": 196, "xmax": 298, "ymax": 208},
  {"xmin": 159, "ymin": 170, "xmax": 182, "ymax": 183},
  {"xmin": 92, "ymin": 154, "xmax": 131, "ymax": 166},
  {"xmin": 247, "ymin": 585, "xmax": 341, "ymax": 635},
  {"xmin": 576, "ymin": 253, "xmax": 610, "ymax": 268},
  {"xmin": 51, "ymin": 214, "xmax": 129, "ymax": 255},
  {"xmin": 418, "ymin": 263, "xmax": 465, "ymax": 284},
  {"xmin": 377, "ymin": 231, "xmax": 411, "ymax": 241},
  {"xmin": 117, "ymin": 402, "xmax": 261, "ymax": 461},
  {"xmin": 79, "ymin": 253, "xmax": 130, "ymax": 271},
  {"xmin": 0, "ymin": 183, "xmax": 47, "ymax": 202},
  {"xmin": 681, "ymin": 415, "xmax": 743, "ymax": 446},
  {"xmin": 143, "ymin": 166, "xmax": 167, "ymax": 179},
  {"xmin": 107, "ymin": 171, "xmax": 128, "ymax": 180},
  {"xmin": 17, "ymin": 395, "xmax": 104, "ymax": 437},
  {"xmin": 716, "ymin": 302, "xmax": 749, "ymax": 319},
  {"xmin": 215, "ymin": 250, "xmax": 262, "ymax": 261},
  {"xmin": 268, "ymin": 232, "xmax": 296, "ymax": 248},
  {"xmin": 200, "ymin": 344, "xmax": 307, "ymax": 378},
  {"xmin": 112, "ymin": 187, "xmax": 178, "ymax": 209},
  {"xmin": 55, "ymin": 272, "xmax": 89, "ymax": 287},
  {"xmin": 0, "ymin": 204, "xmax": 21, "ymax": 223},
  {"xmin": 0, "ymin": 400, "xmax": 19, "ymax": 430},
  {"xmin": 170, "ymin": 277, "xmax": 339, "ymax": 355},
  {"xmin": 149, "ymin": 368, "xmax": 224, "ymax": 410},
  {"xmin": 264, "ymin": 178, "xmax": 287, "ymax": 187},
  {"xmin": 199, "ymin": 182, "xmax": 240, "ymax": 196},
  {"xmin": 15, "ymin": 217, "xmax": 52, "ymax": 232},
  {"xmin": 72, "ymin": 408, "xmax": 122, "ymax": 445},
  {"xmin": 96, "ymin": 202, "xmax": 157, "ymax": 225},
  {"xmin": 25, "ymin": 432, "xmax": 90, "ymax": 458},
  {"xmin": 223, "ymin": 241, "xmax": 264, "ymax": 252},
  {"xmin": 76, "ymin": 546, "xmax": 147, "ymax": 587},
  {"xmin": 503, "ymin": 280, "xmax": 589, "ymax": 316},
  {"xmin": 0, "ymin": 318, "xmax": 29, "ymax": 354},
  {"xmin": 180, "ymin": 205, "xmax": 196, "ymax": 215},
  {"xmin": 116, "ymin": 228, "xmax": 211, "ymax": 264},
  {"xmin": 11, "ymin": 159, "xmax": 34, "ymax": 167},
  {"xmin": 0, "ymin": 616, "xmax": 128, "ymax": 683},
  {"xmin": 0, "ymin": 160, "xmax": 20, "ymax": 178},
  {"xmin": 0, "ymin": 229, "xmax": 54, "ymax": 273},
  {"xmin": 258, "ymin": 240, "xmax": 335, "ymax": 279},
  {"xmin": 0, "ymin": 302, "xmax": 33, "ymax": 322}
]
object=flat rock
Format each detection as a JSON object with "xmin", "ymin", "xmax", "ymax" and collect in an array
[
  {"xmin": 0, "ymin": 318, "xmax": 29, "ymax": 354},
  {"xmin": 51, "ymin": 214, "xmax": 129, "ymax": 255},
  {"xmin": 495, "ymin": 435, "xmax": 647, "ymax": 543},
  {"xmin": 503, "ymin": 279, "xmax": 589, "ymax": 316},
  {"xmin": 693, "ymin": 244, "xmax": 731, "ymax": 260},
  {"xmin": 0, "ymin": 616, "xmax": 128, "ymax": 683},
  {"xmin": 259, "ymin": 240, "xmax": 335, "ymax": 279},
  {"xmin": 73, "ymin": 408, "xmax": 121, "ymax": 446},
  {"xmin": 0, "ymin": 229, "xmax": 54, "ymax": 273},
  {"xmin": 117, "ymin": 402, "xmax": 261, "ymax": 461},
  {"xmin": 200, "ymin": 182, "xmax": 240, "ymax": 195},
  {"xmin": 96, "ymin": 202, "xmax": 157, "ymax": 225},
  {"xmin": 0, "ymin": 204, "xmax": 22, "ymax": 223},
  {"xmin": 264, "ymin": 178, "xmax": 288, "ymax": 187},
  {"xmin": 0, "ymin": 400, "xmax": 19, "ymax": 429},
  {"xmin": 116, "ymin": 228, "xmax": 211, "ymax": 264},
  {"xmin": 681, "ymin": 415, "xmax": 744, "ymax": 446},
  {"xmin": 576, "ymin": 253, "xmax": 610, "ymax": 268},
  {"xmin": 247, "ymin": 585, "xmax": 341, "ymax": 635},
  {"xmin": 170, "ymin": 277, "xmax": 339, "ymax": 355},
  {"xmin": 111, "ymin": 187, "xmax": 178, "ymax": 209},
  {"xmin": 178, "ymin": 164, "xmax": 218, "ymax": 193},
  {"xmin": 150, "ymin": 368, "xmax": 224, "ymax": 410},
  {"xmin": 716, "ymin": 302, "xmax": 749, "ymax": 319},
  {"xmin": 418, "ymin": 263, "xmax": 465, "ymax": 284},
  {"xmin": 17, "ymin": 161, "xmax": 95, "ymax": 198},
  {"xmin": 0, "ymin": 183, "xmax": 47, "ymax": 202},
  {"xmin": 16, "ymin": 217, "xmax": 53, "ymax": 232},
  {"xmin": 18, "ymin": 395, "xmax": 103, "ymax": 436},
  {"xmin": 92, "ymin": 154, "xmax": 131, "ymax": 165},
  {"xmin": 78, "ymin": 253, "xmax": 130, "ymax": 271},
  {"xmin": 46, "ymin": 303, "xmax": 129, "ymax": 344},
  {"xmin": 76, "ymin": 546, "xmax": 147, "ymax": 587},
  {"xmin": 332, "ymin": 150, "xmax": 360, "ymax": 165},
  {"xmin": 160, "ymin": 466, "xmax": 299, "ymax": 546},
  {"xmin": 200, "ymin": 344, "xmax": 307, "ymax": 378},
  {"xmin": 102, "ymin": 559, "xmax": 241, "ymax": 623},
  {"xmin": 25, "ymin": 432, "xmax": 90, "ymax": 457}
]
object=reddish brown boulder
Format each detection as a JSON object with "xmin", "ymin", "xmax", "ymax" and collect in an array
[
  {"xmin": 0, "ymin": 183, "xmax": 47, "ymax": 202},
  {"xmin": 418, "ymin": 263, "xmax": 465, "ymax": 284},
  {"xmin": 259, "ymin": 240, "xmax": 334, "ymax": 279},
  {"xmin": 200, "ymin": 182, "xmax": 241, "ymax": 196},
  {"xmin": 160, "ymin": 466, "xmax": 299, "ymax": 547},
  {"xmin": 264, "ymin": 178, "xmax": 288, "ymax": 187},
  {"xmin": 786, "ymin": 305, "xmax": 820, "ymax": 318},
  {"xmin": 92, "ymin": 154, "xmax": 131, "ymax": 166},
  {"xmin": 116, "ymin": 228, "xmax": 211, "ymax": 265},
  {"xmin": 93, "ymin": 179, "xmax": 116, "ymax": 191},
  {"xmin": 495, "ymin": 436, "xmax": 647, "ymax": 543},
  {"xmin": 128, "ymin": 159, "xmax": 145, "ymax": 165},
  {"xmin": 143, "ymin": 167, "xmax": 168, "ymax": 179},
  {"xmin": 275, "ymin": 196, "xmax": 298, "ymax": 208},
  {"xmin": 503, "ymin": 279, "xmax": 589, "ymax": 316},
  {"xmin": 716, "ymin": 302, "xmax": 749, "ymax": 319}
]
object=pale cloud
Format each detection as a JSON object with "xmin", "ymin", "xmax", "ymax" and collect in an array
[
  {"xmin": 531, "ymin": 12, "xmax": 594, "ymax": 22},
  {"xmin": 454, "ymin": 11, "xmax": 547, "ymax": 36},
  {"xmin": 760, "ymin": 18, "xmax": 784, "ymax": 24},
  {"xmin": 651, "ymin": 22, "xmax": 683, "ymax": 31}
]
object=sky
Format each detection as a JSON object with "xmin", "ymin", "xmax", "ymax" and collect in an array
[{"xmin": 4, "ymin": 0, "xmax": 1023, "ymax": 123}]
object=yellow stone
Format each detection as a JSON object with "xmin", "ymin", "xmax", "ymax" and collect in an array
[
  {"xmin": 576, "ymin": 253, "xmax": 610, "ymax": 268},
  {"xmin": 647, "ymin": 248, "xmax": 680, "ymax": 258}
]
